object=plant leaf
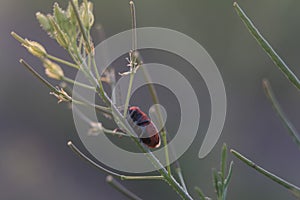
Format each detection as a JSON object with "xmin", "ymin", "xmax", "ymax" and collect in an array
[
  {"xmin": 233, "ymin": 2, "xmax": 300, "ymax": 90},
  {"xmin": 262, "ymin": 79, "xmax": 300, "ymax": 148},
  {"xmin": 231, "ymin": 149, "xmax": 300, "ymax": 198}
]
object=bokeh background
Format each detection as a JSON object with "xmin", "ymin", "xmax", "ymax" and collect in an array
[{"xmin": 1, "ymin": 0, "xmax": 300, "ymax": 199}]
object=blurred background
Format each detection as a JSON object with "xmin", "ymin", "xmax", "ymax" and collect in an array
[{"xmin": 1, "ymin": 0, "xmax": 300, "ymax": 199}]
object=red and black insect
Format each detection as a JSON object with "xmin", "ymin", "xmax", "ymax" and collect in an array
[{"xmin": 127, "ymin": 106, "xmax": 161, "ymax": 148}]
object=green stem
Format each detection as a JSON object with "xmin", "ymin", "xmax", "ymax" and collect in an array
[
  {"xmin": 231, "ymin": 149, "xmax": 300, "ymax": 197},
  {"xmin": 121, "ymin": 175, "xmax": 164, "ymax": 180},
  {"xmin": 62, "ymin": 76, "xmax": 95, "ymax": 90},
  {"xmin": 127, "ymin": 135, "xmax": 193, "ymax": 200},
  {"xmin": 85, "ymin": 99, "xmax": 193, "ymax": 199},
  {"xmin": 70, "ymin": 0, "xmax": 92, "ymax": 53},
  {"xmin": 233, "ymin": 2, "xmax": 300, "ymax": 90},
  {"xmin": 91, "ymin": 56, "xmax": 100, "ymax": 88},
  {"xmin": 92, "ymin": 57, "xmax": 111, "ymax": 106},
  {"xmin": 123, "ymin": 1, "xmax": 137, "ymax": 117},
  {"xmin": 106, "ymin": 175, "xmax": 142, "ymax": 200},
  {"xmin": 20, "ymin": 59, "xmax": 57, "ymax": 92},
  {"xmin": 11, "ymin": 32, "xmax": 26, "ymax": 44},
  {"xmin": 71, "ymin": 99, "xmax": 111, "ymax": 115},
  {"xmin": 46, "ymin": 54, "xmax": 79, "ymax": 69},
  {"xmin": 161, "ymin": 131, "xmax": 171, "ymax": 175},
  {"xmin": 123, "ymin": 71, "xmax": 135, "ymax": 117},
  {"xmin": 176, "ymin": 167, "xmax": 187, "ymax": 192},
  {"xmin": 102, "ymin": 128, "xmax": 128, "ymax": 137},
  {"xmin": 129, "ymin": 1, "xmax": 137, "ymax": 51},
  {"xmin": 68, "ymin": 141, "xmax": 163, "ymax": 181},
  {"xmin": 262, "ymin": 79, "xmax": 300, "ymax": 148},
  {"xmin": 140, "ymin": 66, "xmax": 172, "ymax": 176}
]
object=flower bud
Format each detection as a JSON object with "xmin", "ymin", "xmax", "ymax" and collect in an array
[
  {"xmin": 81, "ymin": 2, "xmax": 94, "ymax": 29},
  {"xmin": 36, "ymin": 12, "xmax": 54, "ymax": 37},
  {"xmin": 23, "ymin": 40, "xmax": 47, "ymax": 58},
  {"xmin": 43, "ymin": 59, "xmax": 64, "ymax": 80}
]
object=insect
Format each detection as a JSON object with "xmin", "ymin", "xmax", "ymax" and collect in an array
[{"xmin": 127, "ymin": 106, "xmax": 161, "ymax": 148}]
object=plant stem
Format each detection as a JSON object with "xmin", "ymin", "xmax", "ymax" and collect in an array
[
  {"xmin": 20, "ymin": 59, "xmax": 57, "ymax": 92},
  {"xmin": 233, "ymin": 2, "xmax": 300, "ymax": 90},
  {"xmin": 92, "ymin": 57, "xmax": 112, "ymax": 106},
  {"xmin": 46, "ymin": 54, "xmax": 79, "ymax": 69},
  {"xmin": 62, "ymin": 76, "xmax": 95, "ymax": 90},
  {"xmin": 71, "ymin": 99, "xmax": 111, "ymax": 115},
  {"xmin": 262, "ymin": 79, "xmax": 300, "ymax": 148},
  {"xmin": 70, "ymin": 0, "xmax": 92, "ymax": 53},
  {"xmin": 128, "ymin": 136, "xmax": 193, "ymax": 200},
  {"xmin": 140, "ymin": 66, "xmax": 172, "ymax": 176},
  {"xmin": 106, "ymin": 175, "xmax": 142, "ymax": 200},
  {"xmin": 176, "ymin": 167, "xmax": 187, "ymax": 192},
  {"xmin": 231, "ymin": 149, "xmax": 300, "ymax": 197},
  {"xmin": 121, "ymin": 176, "xmax": 164, "ymax": 180},
  {"xmin": 123, "ymin": 71, "xmax": 135, "ymax": 117},
  {"xmin": 162, "ymin": 131, "xmax": 172, "ymax": 175},
  {"xmin": 67, "ymin": 141, "xmax": 163, "ymax": 181},
  {"xmin": 129, "ymin": 1, "xmax": 137, "ymax": 51},
  {"xmin": 20, "ymin": 59, "xmax": 111, "ymax": 115},
  {"xmin": 123, "ymin": 1, "xmax": 137, "ymax": 117}
]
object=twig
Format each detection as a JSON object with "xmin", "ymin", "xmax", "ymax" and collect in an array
[
  {"xmin": 46, "ymin": 54, "xmax": 79, "ymax": 69},
  {"xmin": 106, "ymin": 175, "xmax": 142, "ymax": 200},
  {"xmin": 67, "ymin": 141, "xmax": 163, "ymax": 181},
  {"xmin": 262, "ymin": 79, "xmax": 300, "ymax": 148},
  {"xmin": 123, "ymin": 1, "xmax": 138, "ymax": 117},
  {"xmin": 20, "ymin": 59, "xmax": 57, "ymax": 92},
  {"xmin": 62, "ymin": 76, "xmax": 95, "ymax": 90}
]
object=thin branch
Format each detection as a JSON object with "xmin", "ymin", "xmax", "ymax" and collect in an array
[
  {"xmin": 176, "ymin": 167, "xmax": 188, "ymax": 192},
  {"xmin": 20, "ymin": 59, "xmax": 110, "ymax": 114},
  {"xmin": 233, "ymin": 2, "xmax": 300, "ymax": 90},
  {"xmin": 123, "ymin": 71, "xmax": 135, "ymax": 117},
  {"xmin": 20, "ymin": 59, "xmax": 57, "ymax": 92},
  {"xmin": 123, "ymin": 1, "xmax": 138, "ymax": 117},
  {"xmin": 71, "ymin": 99, "xmax": 111, "ymax": 115},
  {"xmin": 67, "ymin": 141, "xmax": 164, "ymax": 181},
  {"xmin": 46, "ymin": 54, "xmax": 79, "ymax": 69},
  {"xmin": 139, "ymin": 66, "xmax": 173, "ymax": 176},
  {"xmin": 106, "ymin": 175, "xmax": 142, "ymax": 200},
  {"xmin": 262, "ymin": 79, "xmax": 300, "ymax": 148},
  {"xmin": 129, "ymin": 1, "xmax": 137, "ymax": 51},
  {"xmin": 62, "ymin": 76, "xmax": 95, "ymax": 90},
  {"xmin": 231, "ymin": 149, "xmax": 300, "ymax": 198}
]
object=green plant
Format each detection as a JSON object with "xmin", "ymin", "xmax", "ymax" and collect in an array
[
  {"xmin": 195, "ymin": 144, "xmax": 233, "ymax": 200},
  {"xmin": 12, "ymin": 1, "xmax": 233, "ymax": 200},
  {"xmin": 231, "ymin": 2, "xmax": 300, "ymax": 199}
]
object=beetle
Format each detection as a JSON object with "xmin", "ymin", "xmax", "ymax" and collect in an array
[{"xmin": 127, "ymin": 106, "xmax": 161, "ymax": 148}]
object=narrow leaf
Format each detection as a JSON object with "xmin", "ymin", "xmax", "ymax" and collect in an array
[
  {"xmin": 212, "ymin": 169, "xmax": 220, "ymax": 197},
  {"xmin": 221, "ymin": 143, "xmax": 227, "ymax": 181},
  {"xmin": 194, "ymin": 186, "xmax": 207, "ymax": 200},
  {"xmin": 233, "ymin": 2, "xmax": 300, "ymax": 90},
  {"xmin": 262, "ymin": 79, "xmax": 300, "ymax": 148},
  {"xmin": 231, "ymin": 149, "xmax": 300, "ymax": 198},
  {"xmin": 224, "ymin": 161, "xmax": 234, "ymax": 188}
]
